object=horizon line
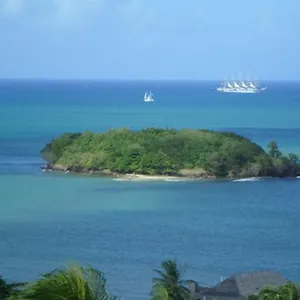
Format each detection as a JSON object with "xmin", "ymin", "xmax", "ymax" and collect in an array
[{"xmin": 0, "ymin": 78, "xmax": 300, "ymax": 82}]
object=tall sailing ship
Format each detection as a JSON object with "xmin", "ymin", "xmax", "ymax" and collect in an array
[{"xmin": 217, "ymin": 80, "xmax": 267, "ymax": 94}]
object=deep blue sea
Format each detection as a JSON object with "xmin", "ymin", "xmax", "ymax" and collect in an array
[{"xmin": 0, "ymin": 80, "xmax": 300, "ymax": 300}]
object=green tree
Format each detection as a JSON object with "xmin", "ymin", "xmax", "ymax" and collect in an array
[
  {"xmin": 152, "ymin": 260, "xmax": 191, "ymax": 300},
  {"xmin": 151, "ymin": 284, "xmax": 170, "ymax": 300},
  {"xmin": 41, "ymin": 128, "xmax": 300, "ymax": 178},
  {"xmin": 278, "ymin": 282, "xmax": 300, "ymax": 300},
  {"xmin": 267, "ymin": 141, "xmax": 282, "ymax": 158},
  {"xmin": 0, "ymin": 276, "xmax": 24, "ymax": 299},
  {"xmin": 18, "ymin": 263, "xmax": 117, "ymax": 300},
  {"xmin": 256, "ymin": 282, "xmax": 300, "ymax": 300},
  {"xmin": 288, "ymin": 153, "xmax": 299, "ymax": 165}
]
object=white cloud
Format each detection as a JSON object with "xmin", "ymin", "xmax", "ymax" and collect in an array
[{"xmin": 0, "ymin": 0, "xmax": 23, "ymax": 17}]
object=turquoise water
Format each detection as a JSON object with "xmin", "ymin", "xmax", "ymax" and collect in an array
[{"xmin": 0, "ymin": 80, "xmax": 300, "ymax": 299}]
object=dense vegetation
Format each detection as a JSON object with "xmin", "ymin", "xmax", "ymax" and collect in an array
[
  {"xmin": 0, "ymin": 276, "xmax": 23, "ymax": 300},
  {"xmin": 41, "ymin": 128, "xmax": 300, "ymax": 178},
  {"xmin": 1, "ymin": 260, "xmax": 299, "ymax": 300},
  {"xmin": 0, "ymin": 264, "xmax": 115, "ymax": 300}
]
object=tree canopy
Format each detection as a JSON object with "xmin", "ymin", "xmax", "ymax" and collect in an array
[
  {"xmin": 0, "ymin": 276, "xmax": 24, "ymax": 300},
  {"xmin": 2, "ymin": 262, "xmax": 300, "ymax": 300},
  {"xmin": 41, "ymin": 128, "xmax": 300, "ymax": 178},
  {"xmin": 151, "ymin": 260, "xmax": 191, "ymax": 300},
  {"xmin": 16, "ymin": 263, "xmax": 117, "ymax": 300},
  {"xmin": 250, "ymin": 281, "xmax": 300, "ymax": 300}
]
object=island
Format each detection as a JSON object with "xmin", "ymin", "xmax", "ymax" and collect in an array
[{"xmin": 40, "ymin": 128, "xmax": 300, "ymax": 180}]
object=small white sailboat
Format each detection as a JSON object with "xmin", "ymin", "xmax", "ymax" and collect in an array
[{"xmin": 144, "ymin": 91, "xmax": 154, "ymax": 102}]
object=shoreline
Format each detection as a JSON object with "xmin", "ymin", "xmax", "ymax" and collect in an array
[
  {"xmin": 40, "ymin": 164, "xmax": 215, "ymax": 181},
  {"xmin": 40, "ymin": 164, "xmax": 300, "ymax": 182},
  {"xmin": 113, "ymin": 174, "xmax": 195, "ymax": 181}
]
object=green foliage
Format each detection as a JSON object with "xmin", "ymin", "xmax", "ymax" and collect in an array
[
  {"xmin": 151, "ymin": 284, "xmax": 170, "ymax": 300},
  {"xmin": 248, "ymin": 295, "xmax": 259, "ymax": 300},
  {"xmin": 0, "ymin": 276, "xmax": 24, "ymax": 300},
  {"xmin": 152, "ymin": 260, "xmax": 191, "ymax": 300},
  {"xmin": 41, "ymin": 133, "xmax": 82, "ymax": 164},
  {"xmin": 253, "ymin": 281, "xmax": 300, "ymax": 300},
  {"xmin": 1, "ymin": 262, "xmax": 300, "ymax": 300},
  {"xmin": 268, "ymin": 141, "xmax": 282, "ymax": 158},
  {"xmin": 288, "ymin": 153, "xmax": 299, "ymax": 164},
  {"xmin": 40, "ymin": 128, "xmax": 300, "ymax": 178},
  {"xmin": 17, "ymin": 263, "xmax": 117, "ymax": 300},
  {"xmin": 269, "ymin": 154, "xmax": 299, "ymax": 177},
  {"xmin": 265, "ymin": 140, "xmax": 299, "ymax": 176},
  {"xmin": 40, "ymin": 128, "xmax": 271, "ymax": 177}
]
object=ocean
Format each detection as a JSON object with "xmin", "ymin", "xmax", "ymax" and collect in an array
[{"xmin": 0, "ymin": 80, "xmax": 300, "ymax": 300}]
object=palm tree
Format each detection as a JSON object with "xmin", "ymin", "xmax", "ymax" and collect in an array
[
  {"xmin": 151, "ymin": 284, "xmax": 169, "ymax": 300},
  {"xmin": 17, "ymin": 263, "xmax": 117, "ymax": 300},
  {"xmin": 258, "ymin": 286, "xmax": 281, "ymax": 300},
  {"xmin": 278, "ymin": 282, "xmax": 300, "ymax": 300},
  {"xmin": 257, "ymin": 282, "xmax": 300, "ymax": 300},
  {"xmin": 152, "ymin": 260, "xmax": 191, "ymax": 300},
  {"xmin": 0, "ymin": 276, "xmax": 24, "ymax": 299}
]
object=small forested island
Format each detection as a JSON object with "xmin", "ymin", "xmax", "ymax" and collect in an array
[{"xmin": 40, "ymin": 128, "xmax": 300, "ymax": 179}]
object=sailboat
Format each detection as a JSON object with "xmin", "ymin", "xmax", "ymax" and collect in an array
[
  {"xmin": 216, "ymin": 78, "xmax": 267, "ymax": 93},
  {"xmin": 144, "ymin": 91, "xmax": 154, "ymax": 102}
]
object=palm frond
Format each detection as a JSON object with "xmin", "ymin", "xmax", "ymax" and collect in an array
[
  {"xmin": 151, "ymin": 284, "xmax": 170, "ymax": 300},
  {"xmin": 151, "ymin": 260, "xmax": 191, "ymax": 300},
  {"xmin": 0, "ymin": 276, "xmax": 24, "ymax": 299},
  {"xmin": 18, "ymin": 263, "xmax": 117, "ymax": 300},
  {"xmin": 278, "ymin": 282, "xmax": 300, "ymax": 300}
]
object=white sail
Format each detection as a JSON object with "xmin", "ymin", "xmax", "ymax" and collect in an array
[
  {"xmin": 233, "ymin": 81, "xmax": 240, "ymax": 88},
  {"xmin": 249, "ymin": 82, "xmax": 256, "ymax": 89},
  {"xmin": 144, "ymin": 90, "xmax": 154, "ymax": 102},
  {"xmin": 241, "ymin": 82, "xmax": 248, "ymax": 88},
  {"xmin": 216, "ymin": 77, "xmax": 266, "ymax": 94}
]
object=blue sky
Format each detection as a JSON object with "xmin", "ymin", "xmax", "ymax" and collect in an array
[{"xmin": 0, "ymin": 0, "xmax": 299, "ymax": 80}]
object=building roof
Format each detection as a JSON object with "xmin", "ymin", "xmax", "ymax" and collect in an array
[{"xmin": 190, "ymin": 270, "xmax": 288, "ymax": 299}]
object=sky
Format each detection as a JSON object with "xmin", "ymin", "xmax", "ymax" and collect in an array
[{"xmin": 0, "ymin": 0, "xmax": 299, "ymax": 80}]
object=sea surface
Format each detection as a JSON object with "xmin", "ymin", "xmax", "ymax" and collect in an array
[{"xmin": 0, "ymin": 80, "xmax": 300, "ymax": 300}]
